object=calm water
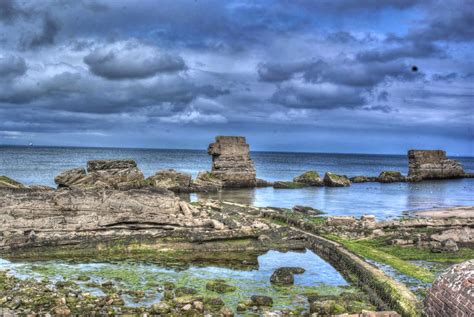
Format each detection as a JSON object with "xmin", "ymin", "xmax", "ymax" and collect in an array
[
  {"xmin": 1, "ymin": 146, "xmax": 473, "ymax": 219},
  {"xmin": 0, "ymin": 249, "xmax": 348, "ymax": 310}
]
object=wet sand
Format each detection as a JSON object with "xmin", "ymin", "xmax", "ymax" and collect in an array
[{"xmin": 414, "ymin": 206, "xmax": 474, "ymax": 218}]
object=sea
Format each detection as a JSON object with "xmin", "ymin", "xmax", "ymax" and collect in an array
[{"xmin": 1, "ymin": 146, "xmax": 473, "ymax": 220}]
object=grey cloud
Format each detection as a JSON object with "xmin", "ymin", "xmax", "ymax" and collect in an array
[
  {"xmin": 377, "ymin": 91, "xmax": 389, "ymax": 102},
  {"xmin": 84, "ymin": 40, "xmax": 187, "ymax": 80},
  {"xmin": 270, "ymin": 82, "xmax": 367, "ymax": 110},
  {"xmin": 0, "ymin": 55, "xmax": 26, "ymax": 78},
  {"xmin": 432, "ymin": 72, "xmax": 458, "ymax": 82},
  {"xmin": 362, "ymin": 105, "xmax": 396, "ymax": 113},
  {"xmin": 26, "ymin": 14, "xmax": 60, "ymax": 48},
  {"xmin": 257, "ymin": 61, "xmax": 310, "ymax": 82},
  {"xmin": 356, "ymin": 41, "xmax": 442, "ymax": 62},
  {"xmin": 0, "ymin": 0, "xmax": 27, "ymax": 23}
]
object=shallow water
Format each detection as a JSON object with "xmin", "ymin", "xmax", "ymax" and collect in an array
[
  {"xmin": 0, "ymin": 249, "xmax": 349, "ymax": 310},
  {"xmin": 1, "ymin": 146, "xmax": 473, "ymax": 219}
]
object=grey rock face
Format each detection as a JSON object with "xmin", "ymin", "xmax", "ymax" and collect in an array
[
  {"xmin": 54, "ymin": 159, "xmax": 145, "ymax": 190},
  {"xmin": 208, "ymin": 136, "xmax": 256, "ymax": 188},
  {"xmin": 190, "ymin": 171, "xmax": 223, "ymax": 192},
  {"xmin": 408, "ymin": 150, "xmax": 464, "ymax": 181},
  {"xmin": 146, "ymin": 169, "xmax": 192, "ymax": 192},
  {"xmin": 323, "ymin": 172, "xmax": 351, "ymax": 187}
]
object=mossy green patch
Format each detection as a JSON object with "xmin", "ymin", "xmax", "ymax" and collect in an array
[
  {"xmin": 323, "ymin": 235, "xmax": 434, "ymax": 283},
  {"xmin": 0, "ymin": 175, "xmax": 23, "ymax": 187}
]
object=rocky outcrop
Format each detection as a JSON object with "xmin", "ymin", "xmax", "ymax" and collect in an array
[
  {"xmin": 377, "ymin": 171, "xmax": 405, "ymax": 183},
  {"xmin": 425, "ymin": 260, "xmax": 473, "ymax": 317},
  {"xmin": 146, "ymin": 169, "xmax": 192, "ymax": 192},
  {"xmin": 0, "ymin": 188, "xmax": 303, "ymax": 254},
  {"xmin": 293, "ymin": 171, "xmax": 324, "ymax": 186},
  {"xmin": 323, "ymin": 172, "xmax": 351, "ymax": 187},
  {"xmin": 408, "ymin": 150, "xmax": 464, "ymax": 181},
  {"xmin": 55, "ymin": 159, "xmax": 145, "ymax": 190},
  {"xmin": 190, "ymin": 171, "xmax": 223, "ymax": 192},
  {"xmin": 207, "ymin": 136, "xmax": 256, "ymax": 188},
  {"xmin": 0, "ymin": 176, "xmax": 25, "ymax": 189}
]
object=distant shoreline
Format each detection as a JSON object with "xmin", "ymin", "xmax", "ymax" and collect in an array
[{"xmin": 413, "ymin": 206, "xmax": 474, "ymax": 218}]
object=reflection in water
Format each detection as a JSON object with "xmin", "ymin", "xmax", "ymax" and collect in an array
[{"xmin": 184, "ymin": 179, "xmax": 474, "ymax": 219}]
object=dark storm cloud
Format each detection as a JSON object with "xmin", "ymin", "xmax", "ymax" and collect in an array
[
  {"xmin": 0, "ymin": 0, "xmax": 27, "ymax": 23},
  {"xmin": 84, "ymin": 40, "xmax": 186, "ymax": 80},
  {"xmin": 0, "ymin": 0, "xmax": 472, "ymax": 154},
  {"xmin": 25, "ymin": 14, "xmax": 60, "ymax": 49},
  {"xmin": 0, "ymin": 55, "xmax": 26, "ymax": 78}
]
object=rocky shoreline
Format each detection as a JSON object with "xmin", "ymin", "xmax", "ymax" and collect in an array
[{"xmin": 0, "ymin": 136, "xmax": 472, "ymax": 316}]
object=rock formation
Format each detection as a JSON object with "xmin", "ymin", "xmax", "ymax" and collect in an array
[
  {"xmin": 146, "ymin": 169, "xmax": 192, "ymax": 192},
  {"xmin": 0, "ymin": 188, "xmax": 297, "ymax": 253},
  {"xmin": 425, "ymin": 260, "xmax": 473, "ymax": 317},
  {"xmin": 323, "ymin": 172, "xmax": 351, "ymax": 187},
  {"xmin": 408, "ymin": 150, "xmax": 464, "ymax": 181},
  {"xmin": 207, "ymin": 136, "xmax": 256, "ymax": 188},
  {"xmin": 377, "ymin": 171, "xmax": 405, "ymax": 183},
  {"xmin": 55, "ymin": 159, "xmax": 145, "ymax": 190},
  {"xmin": 293, "ymin": 171, "xmax": 324, "ymax": 186}
]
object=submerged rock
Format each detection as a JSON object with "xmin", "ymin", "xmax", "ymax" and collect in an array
[
  {"xmin": 146, "ymin": 169, "xmax": 192, "ymax": 192},
  {"xmin": 273, "ymin": 181, "xmax": 306, "ymax": 189},
  {"xmin": 323, "ymin": 172, "xmax": 351, "ymax": 187},
  {"xmin": 293, "ymin": 171, "xmax": 323, "ymax": 186},
  {"xmin": 207, "ymin": 136, "xmax": 257, "ymax": 188},
  {"xmin": 377, "ymin": 171, "xmax": 405, "ymax": 183},
  {"xmin": 0, "ymin": 176, "xmax": 25, "ymax": 189},
  {"xmin": 206, "ymin": 279, "xmax": 236, "ymax": 293},
  {"xmin": 250, "ymin": 295, "xmax": 273, "ymax": 307},
  {"xmin": 54, "ymin": 159, "xmax": 145, "ymax": 190},
  {"xmin": 270, "ymin": 267, "xmax": 305, "ymax": 285}
]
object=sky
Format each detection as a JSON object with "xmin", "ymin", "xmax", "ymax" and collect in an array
[{"xmin": 0, "ymin": 0, "xmax": 472, "ymax": 155}]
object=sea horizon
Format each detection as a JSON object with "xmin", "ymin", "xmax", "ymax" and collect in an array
[{"xmin": 1, "ymin": 144, "xmax": 472, "ymax": 158}]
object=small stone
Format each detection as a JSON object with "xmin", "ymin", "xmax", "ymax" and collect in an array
[
  {"xmin": 182, "ymin": 304, "xmax": 192, "ymax": 311},
  {"xmin": 151, "ymin": 302, "xmax": 171, "ymax": 314},
  {"xmin": 193, "ymin": 301, "xmax": 204, "ymax": 312},
  {"xmin": 219, "ymin": 306, "xmax": 234, "ymax": 317},
  {"xmin": 251, "ymin": 295, "xmax": 273, "ymax": 307}
]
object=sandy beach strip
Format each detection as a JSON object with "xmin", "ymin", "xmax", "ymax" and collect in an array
[{"xmin": 414, "ymin": 206, "xmax": 474, "ymax": 218}]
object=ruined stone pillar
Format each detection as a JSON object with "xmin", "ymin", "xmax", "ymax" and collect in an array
[
  {"xmin": 208, "ymin": 136, "xmax": 257, "ymax": 188},
  {"xmin": 408, "ymin": 150, "xmax": 464, "ymax": 181}
]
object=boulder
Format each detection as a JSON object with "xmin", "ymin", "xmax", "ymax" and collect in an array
[
  {"xmin": 270, "ymin": 267, "xmax": 305, "ymax": 285},
  {"xmin": 273, "ymin": 181, "xmax": 306, "ymax": 189},
  {"xmin": 54, "ymin": 159, "xmax": 145, "ymax": 190},
  {"xmin": 408, "ymin": 150, "xmax": 464, "ymax": 181},
  {"xmin": 207, "ymin": 136, "xmax": 256, "ymax": 188},
  {"xmin": 350, "ymin": 176, "xmax": 369, "ymax": 183},
  {"xmin": 146, "ymin": 169, "xmax": 192, "ymax": 192},
  {"xmin": 293, "ymin": 171, "xmax": 323, "ymax": 186},
  {"xmin": 0, "ymin": 176, "xmax": 25, "ymax": 189},
  {"xmin": 377, "ymin": 171, "xmax": 405, "ymax": 183},
  {"xmin": 323, "ymin": 172, "xmax": 351, "ymax": 187}
]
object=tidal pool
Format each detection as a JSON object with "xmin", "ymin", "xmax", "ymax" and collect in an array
[{"xmin": 0, "ymin": 249, "xmax": 355, "ymax": 312}]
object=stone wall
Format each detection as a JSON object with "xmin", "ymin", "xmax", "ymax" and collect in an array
[
  {"xmin": 408, "ymin": 150, "xmax": 464, "ymax": 180},
  {"xmin": 424, "ymin": 260, "xmax": 473, "ymax": 317},
  {"xmin": 208, "ymin": 136, "xmax": 257, "ymax": 188}
]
